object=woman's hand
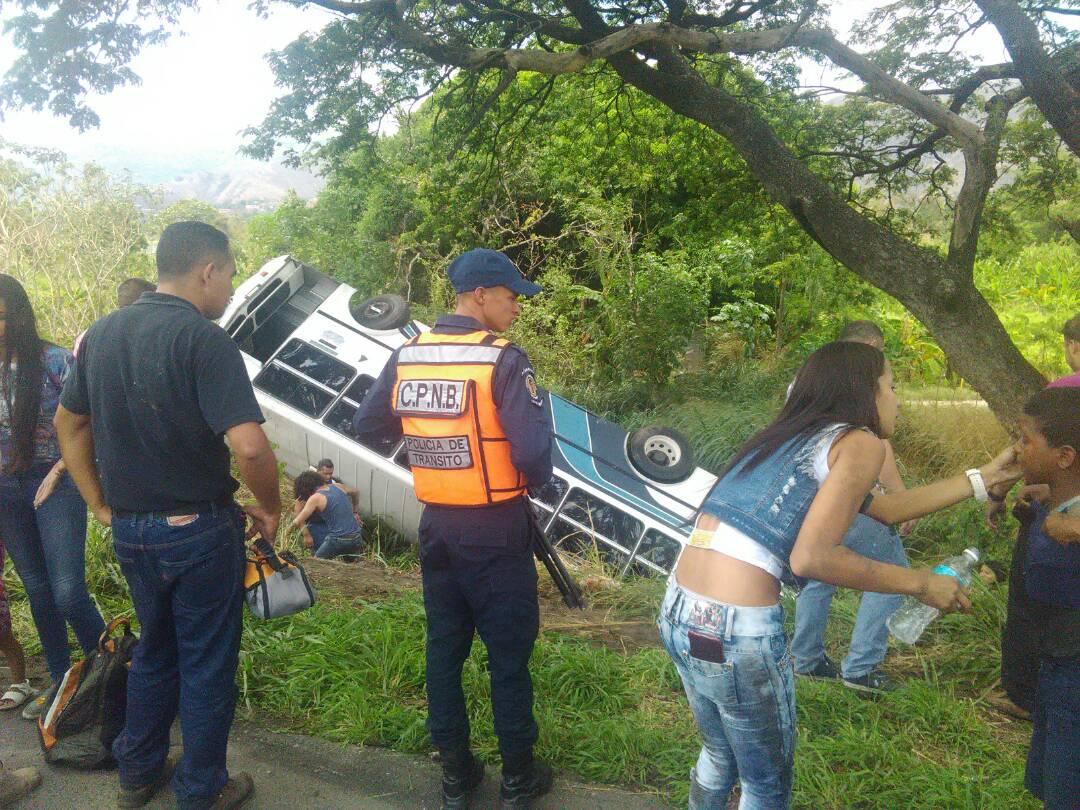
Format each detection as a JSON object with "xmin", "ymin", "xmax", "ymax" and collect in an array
[
  {"xmin": 916, "ymin": 570, "xmax": 972, "ymax": 613},
  {"xmin": 32, "ymin": 464, "xmax": 65, "ymax": 508},
  {"xmin": 979, "ymin": 445, "xmax": 1022, "ymax": 492}
]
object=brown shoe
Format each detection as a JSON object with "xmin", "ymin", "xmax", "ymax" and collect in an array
[
  {"xmin": 986, "ymin": 692, "xmax": 1032, "ymax": 721},
  {"xmin": 0, "ymin": 765, "xmax": 43, "ymax": 807},
  {"xmin": 117, "ymin": 756, "xmax": 177, "ymax": 808},
  {"xmin": 209, "ymin": 773, "xmax": 254, "ymax": 810}
]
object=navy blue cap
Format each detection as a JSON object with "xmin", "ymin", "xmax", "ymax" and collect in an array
[{"xmin": 447, "ymin": 249, "xmax": 542, "ymax": 297}]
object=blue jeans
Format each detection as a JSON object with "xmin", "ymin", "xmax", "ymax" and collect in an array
[
  {"xmin": 1025, "ymin": 655, "xmax": 1080, "ymax": 809},
  {"xmin": 0, "ymin": 464, "xmax": 105, "ymax": 681},
  {"xmin": 659, "ymin": 581, "xmax": 795, "ymax": 810},
  {"xmin": 791, "ymin": 515, "xmax": 908, "ymax": 679},
  {"xmin": 313, "ymin": 530, "xmax": 363, "ymax": 560},
  {"xmin": 111, "ymin": 504, "xmax": 245, "ymax": 810}
]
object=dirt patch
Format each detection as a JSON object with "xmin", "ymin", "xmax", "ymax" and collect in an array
[
  {"xmin": 304, "ymin": 557, "xmax": 421, "ymax": 603},
  {"xmin": 303, "ymin": 556, "xmax": 661, "ymax": 654}
]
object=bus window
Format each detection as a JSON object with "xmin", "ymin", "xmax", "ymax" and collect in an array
[
  {"xmin": 252, "ymin": 282, "xmax": 291, "ymax": 325},
  {"xmin": 545, "ymin": 488, "xmax": 641, "ymax": 570},
  {"xmin": 532, "ymin": 476, "xmax": 568, "ymax": 509},
  {"xmin": 276, "ymin": 339, "xmax": 355, "ymax": 392},
  {"xmin": 254, "ymin": 364, "xmax": 334, "ymax": 418},
  {"xmin": 321, "ymin": 374, "xmax": 399, "ymax": 457},
  {"xmin": 632, "ymin": 529, "xmax": 681, "ymax": 573},
  {"xmin": 560, "ymin": 489, "xmax": 643, "ymax": 549},
  {"xmin": 344, "ymin": 374, "xmax": 375, "ymax": 404},
  {"xmin": 323, "ymin": 399, "xmax": 358, "ymax": 437}
]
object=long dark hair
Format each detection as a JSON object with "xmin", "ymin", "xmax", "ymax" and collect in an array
[
  {"xmin": 0, "ymin": 275, "xmax": 46, "ymax": 473},
  {"xmin": 722, "ymin": 341, "xmax": 886, "ymax": 477}
]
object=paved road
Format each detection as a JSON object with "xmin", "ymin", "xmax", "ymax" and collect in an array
[{"xmin": 1, "ymin": 709, "xmax": 666, "ymax": 809}]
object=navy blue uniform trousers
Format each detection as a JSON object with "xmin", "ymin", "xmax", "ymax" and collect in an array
[{"xmin": 419, "ymin": 500, "xmax": 540, "ymax": 756}]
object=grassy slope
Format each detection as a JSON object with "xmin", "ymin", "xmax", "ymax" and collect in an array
[{"xmin": 0, "ymin": 386, "xmax": 1038, "ymax": 808}]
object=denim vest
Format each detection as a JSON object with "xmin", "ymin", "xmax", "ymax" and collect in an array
[{"xmin": 699, "ymin": 424, "xmax": 854, "ymax": 589}]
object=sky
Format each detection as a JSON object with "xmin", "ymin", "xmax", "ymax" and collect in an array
[
  {"xmin": 0, "ymin": 1, "xmax": 1010, "ymax": 185},
  {"xmin": 0, "ymin": 1, "xmax": 335, "ymax": 182}
]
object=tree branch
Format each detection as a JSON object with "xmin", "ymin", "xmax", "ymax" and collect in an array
[
  {"xmin": 787, "ymin": 29, "xmax": 984, "ymax": 147},
  {"xmin": 975, "ymin": 0, "xmax": 1080, "ymax": 154}
]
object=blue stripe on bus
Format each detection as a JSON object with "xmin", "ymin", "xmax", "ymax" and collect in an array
[{"xmin": 549, "ymin": 396, "xmax": 686, "ymax": 532}]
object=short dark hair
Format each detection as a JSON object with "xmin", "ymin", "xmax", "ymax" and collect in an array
[
  {"xmin": 294, "ymin": 470, "xmax": 325, "ymax": 501},
  {"xmin": 316, "ymin": 459, "xmax": 334, "ymax": 470},
  {"xmin": 1063, "ymin": 313, "xmax": 1080, "ymax": 343},
  {"xmin": 116, "ymin": 278, "xmax": 156, "ymax": 308},
  {"xmin": 838, "ymin": 320, "xmax": 884, "ymax": 345},
  {"xmin": 156, "ymin": 221, "xmax": 231, "ymax": 279},
  {"xmin": 1023, "ymin": 388, "xmax": 1080, "ymax": 450}
]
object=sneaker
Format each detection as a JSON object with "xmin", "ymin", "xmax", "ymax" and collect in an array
[
  {"xmin": 0, "ymin": 764, "xmax": 42, "ymax": 806},
  {"xmin": 498, "ymin": 760, "xmax": 553, "ymax": 809},
  {"xmin": 795, "ymin": 655, "xmax": 840, "ymax": 681},
  {"xmin": 208, "ymin": 773, "xmax": 254, "ymax": 810},
  {"xmin": 843, "ymin": 668, "xmax": 898, "ymax": 695},
  {"xmin": 20, "ymin": 693, "xmax": 48, "ymax": 721},
  {"xmin": 441, "ymin": 754, "xmax": 485, "ymax": 810},
  {"xmin": 117, "ymin": 756, "xmax": 177, "ymax": 808}
]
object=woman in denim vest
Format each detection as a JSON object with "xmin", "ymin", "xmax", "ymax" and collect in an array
[{"xmin": 659, "ymin": 341, "xmax": 1020, "ymax": 809}]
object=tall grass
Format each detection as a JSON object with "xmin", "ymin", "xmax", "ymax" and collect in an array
[{"xmin": 237, "ymin": 591, "xmax": 1037, "ymax": 808}]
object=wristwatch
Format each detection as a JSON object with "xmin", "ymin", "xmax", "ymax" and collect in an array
[{"xmin": 965, "ymin": 469, "xmax": 989, "ymax": 502}]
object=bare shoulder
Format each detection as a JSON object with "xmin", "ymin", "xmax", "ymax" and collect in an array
[{"xmin": 829, "ymin": 428, "xmax": 885, "ymax": 473}]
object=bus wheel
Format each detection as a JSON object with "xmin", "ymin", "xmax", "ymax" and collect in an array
[
  {"xmin": 627, "ymin": 426, "xmax": 695, "ymax": 483},
  {"xmin": 350, "ymin": 293, "xmax": 411, "ymax": 330}
]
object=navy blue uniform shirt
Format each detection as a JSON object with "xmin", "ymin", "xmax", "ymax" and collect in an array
[{"xmin": 352, "ymin": 314, "xmax": 552, "ymax": 528}]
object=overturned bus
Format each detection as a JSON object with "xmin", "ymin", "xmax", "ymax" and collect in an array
[{"xmin": 219, "ymin": 256, "xmax": 717, "ymax": 576}]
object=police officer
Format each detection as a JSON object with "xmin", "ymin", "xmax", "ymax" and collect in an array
[{"xmin": 352, "ymin": 249, "xmax": 554, "ymax": 810}]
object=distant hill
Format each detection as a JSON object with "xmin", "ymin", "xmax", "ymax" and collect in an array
[{"xmin": 162, "ymin": 162, "xmax": 324, "ymax": 213}]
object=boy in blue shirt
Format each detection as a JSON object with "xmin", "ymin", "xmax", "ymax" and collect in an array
[{"xmin": 1011, "ymin": 388, "xmax": 1080, "ymax": 809}]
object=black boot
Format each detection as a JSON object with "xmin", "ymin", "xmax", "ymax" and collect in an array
[
  {"xmin": 440, "ymin": 749, "xmax": 485, "ymax": 810},
  {"xmin": 497, "ymin": 751, "xmax": 554, "ymax": 809}
]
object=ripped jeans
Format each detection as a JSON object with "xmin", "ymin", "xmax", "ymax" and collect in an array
[{"xmin": 659, "ymin": 580, "xmax": 795, "ymax": 810}]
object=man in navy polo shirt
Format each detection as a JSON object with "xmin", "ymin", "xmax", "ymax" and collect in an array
[{"xmin": 56, "ymin": 221, "xmax": 281, "ymax": 810}]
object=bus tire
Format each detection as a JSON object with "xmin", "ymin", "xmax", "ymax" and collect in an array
[
  {"xmin": 627, "ymin": 426, "xmax": 695, "ymax": 484},
  {"xmin": 350, "ymin": 293, "xmax": 411, "ymax": 330}
]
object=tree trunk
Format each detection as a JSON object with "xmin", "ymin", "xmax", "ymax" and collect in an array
[{"xmin": 608, "ymin": 50, "xmax": 1046, "ymax": 423}]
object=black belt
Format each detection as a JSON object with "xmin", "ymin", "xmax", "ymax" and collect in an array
[{"xmin": 113, "ymin": 497, "xmax": 236, "ymax": 520}]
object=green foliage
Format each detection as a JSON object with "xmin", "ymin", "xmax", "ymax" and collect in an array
[{"xmin": 0, "ymin": 140, "xmax": 156, "ymax": 346}]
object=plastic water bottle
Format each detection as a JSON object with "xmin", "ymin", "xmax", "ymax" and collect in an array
[{"xmin": 887, "ymin": 547, "xmax": 982, "ymax": 644}]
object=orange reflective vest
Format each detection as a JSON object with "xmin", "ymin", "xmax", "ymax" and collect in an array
[{"xmin": 391, "ymin": 329, "xmax": 526, "ymax": 507}]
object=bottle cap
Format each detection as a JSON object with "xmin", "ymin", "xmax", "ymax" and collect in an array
[{"xmin": 963, "ymin": 547, "xmax": 981, "ymax": 564}]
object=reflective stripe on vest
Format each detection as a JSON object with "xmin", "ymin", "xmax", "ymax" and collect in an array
[{"xmin": 392, "ymin": 330, "xmax": 526, "ymax": 506}]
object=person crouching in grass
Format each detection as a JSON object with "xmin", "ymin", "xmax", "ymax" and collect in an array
[
  {"xmin": 1011, "ymin": 388, "xmax": 1080, "ymax": 810},
  {"xmin": 291, "ymin": 471, "xmax": 364, "ymax": 560}
]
